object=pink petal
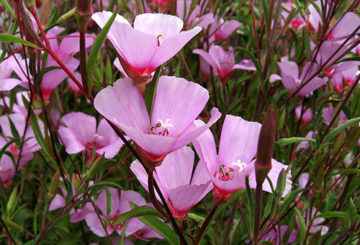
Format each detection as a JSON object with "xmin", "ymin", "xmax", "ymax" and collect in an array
[
  {"xmin": 218, "ymin": 115, "xmax": 261, "ymax": 165},
  {"xmin": 61, "ymin": 112, "xmax": 97, "ymax": 146},
  {"xmin": 269, "ymin": 74, "xmax": 282, "ymax": 83},
  {"xmin": 152, "ymin": 27, "xmax": 201, "ymax": 68},
  {"xmin": 193, "ymin": 49, "xmax": 218, "ymax": 69},
  {"xmin": 94, "ymin": 78, "xmax": 150, "ymax": 134},
  {"xmin": 155, "ymin": 146, "xmax": 194, "ymax": 190},
  {"xmin": 134, "ymin": 13, "xmax": 184, "ymax": 38},
  {"xmin": 0, "ymin": 78, "xmax": 23, "ymax": 91},
  {"xmin": 85, "ymin": 212, "xmax": 111, "ymax": 237},
  {"xmin": 151, "ymin": 76, "xmax": 209, "ymax": 136},
  {"xmin": 278, "ymin": 61, "xmax": 299, "ymax": 80},
  {"xmin": 331, "ymin": 12, "xmax": 360, "ymax": 40},
  {"xmin": 58, "ymin": 127, "xmax": 86, "ymax": 154},
  {"xmin": 49, "ymin": 194, "xmax": 65, "ymax": 211}
]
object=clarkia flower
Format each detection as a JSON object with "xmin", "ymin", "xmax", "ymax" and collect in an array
[
  {"xmin": 295, "ymin": 106, "xmax": 313, "ymax": 125},
  {"xmin": 209, "ymin": 16, "xmax": 242, "ymax": 42},
  {"xmin": 94, "ymin": 76, "xmax": 220, "ymax": 163},
  {"xmin": 85, "ymin": 188, "xmax": 159, "ymax": 238},
  {"xmin": 177, "ymin": 0, "xmax": 214, "ymax": 29},
  {"xmin": 131, "ymin": 146, "xmax": 212, "ymax": 218},
  {"xmin": 41, "ymin": 29, "xmax": 94, "ymax": 99},
  {"xmin": 193, "ymin": 115, "xmax": 291, "ymax": 202},
  {"xmin": 0, "ymin": 114, "xmax": 42, "ymax": 185},
  {"xmin": 49, "ymin": 175, "xmax": 94, "ymax": 223},
  {"xmin": 322, "ymin": 107, "xmax": 347, "ymax": 127},
  {"xmin": 270, "ymin": 61, "xmax": 328, "ymax": 97},
  {"xmin": 57, "ymin": 112, "xmax": 124, "ymax": 161},
  {"xmin": 0, "ymin": 53, "xmax": 29, "ymax": 91},
  {"xmin": 91, "ymin": 11, "xmax": 202, "ymax": 86},
  {"xmin": 193, "ymin": 45, "xmax": 255, "ymax": 83}
]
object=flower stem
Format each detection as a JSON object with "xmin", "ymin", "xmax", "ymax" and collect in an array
[
  {"xmin": 194, "ymin": 203, "xmax": 219, "ymax": 245},
  {"xmin": 253, "ymin": 183, "xmax": 263, "ymax": 245}
]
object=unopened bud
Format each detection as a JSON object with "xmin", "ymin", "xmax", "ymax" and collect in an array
[
  {"xmin": 255, "ymin": 106, "xmax": 276, "ymax": 184},
  {"xmin": 47, "ymin": 168, "xmax": 60, "ymax": 199},
  {"xmin": 76, "ymin": 0, "xmax": 92, "ymax": 33},
  {"xmin": 6, "ymin": 186, "xmax": 18, "ymax": 214}
]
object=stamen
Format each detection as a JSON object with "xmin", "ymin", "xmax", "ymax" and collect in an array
[
  {"xmin": 156, "ymin": 34, "xmax": 164, "ymax": 46},
  {"xmin": 150, "ymin": 118, "xmax": 173, "ymax": 136},
  {"xmin": 231, "ymin": 159, "xmax": 247, "ymax": 172}
]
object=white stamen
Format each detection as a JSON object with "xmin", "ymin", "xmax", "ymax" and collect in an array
[
  {"xmin": 156, "ymin": 118, "xmax": 174, "ymax": 129},
  {"xmin": 231, "ymin": 159, "xmax": 247, "ymax": 172}
]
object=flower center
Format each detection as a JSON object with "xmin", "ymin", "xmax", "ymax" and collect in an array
[
  {"xmin": 151, "ymin": 118, "xmax": 173, "ymax": 136},
  {"xmin": 109, "ymin": 215, "xmax": 125, "ymax": 230},
  {"xmin": 216, "ymin": 160, "xmax": 247, "ymax": 181}
]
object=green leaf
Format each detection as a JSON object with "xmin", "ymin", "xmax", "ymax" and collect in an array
[
  {"xmin": 314, "ymin": 211, "xmax": 347, "ymax": 219},
  {"xmin": 294, "ymin": 208, "xmax": 306, "ymax": 244},
  {"xmin": 144, "ymin": 67, "xmax": 161, "ymax": 114},
  {"xmin": 29, "ymin": 112, "xmax": 54, "ymax": 162},
  {"xmin": 86, "ymin": 181, "xmax": 122, "ymax": 193},
  {"xmin": 332, "ymin": 169, "xmax": 360, "ymax": 175},
  {"xmin": 130, "ymin": 204, "xmax": 179, "ymax": 245},
  {"xmin": 245, "ymin": 176, "xmax": 255, "ymax": 230},
  {"xmin": 0, "ymin": 0, "xmax": 15, "ymax": 16},
  {"xmin": 322, "ymin": 117, "xmax": 360, "ymax": 143},
  {"xmin": 114, "ymin": 205, "xmax": 162, "ymax": 225},
  {"xmin": 236, "ymin": 47, "xmax": 261, "ymax": 78},
  {"xmin": 44, "ymin": 6, "xmax": 59, "ymax": 32},
  {"xmin": 0, "ymin": 34, "xmax": 40, "ymax": 49},
  {"xmin": 87, "ymin": 11, "xmax": 117, "ymax": 87}
]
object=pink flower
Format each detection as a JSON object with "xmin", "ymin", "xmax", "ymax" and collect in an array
[
  {"xmin": 193, "ymin": 115, "xmax": 291, "ymax": 201},
  {"xmin": 295, "ymin": 106, "xmax": 313, "ymax": 125},
  {"xmin": 41, "ymin": 29, "xmax": 94, "ymax": 99},
  {"xmin": 85, "ymin": 188, "xmax": 155, "ymax": 237},
  {"xmin": 322, "ymin": 107, "xmax": 347, "ymax": 127},
  {"xmin": 177, "ymin": 0, "xmax": 214, "ymax": 29},
  {"xmin": 49, "ymin": 175, "xmax": 94, "ymax": 223},
  {"xmin": 94, "ymin": 76, "xmax": 220, "ymax": 163},
  {"xmin": 91, "ymin": 11, "xmax": 201, "ymax": 85},
  {"xmin": 131, "ymin": 146, "xmax": 212, "ymax": 219},
  {"xmin": 193, "ymin": 45, "xmax": 255, "ymax": 83},
  {"xmin": 57, "ymin": 112, "xmax": 124, "ymax": 160},
  {"xmin": 0, "ymin": 53, "xmax": 29, "ymax": 91},
  {"xmin": 270, "ymin": 61, "xmax": 328, "ymax": 97},
  {"xmin": 209, "ymin": 16, "xmax": 241, "ymax": 42},
  {"xmin": 0, "ymin": 114, "xmax": 42, "ymax": 185}
]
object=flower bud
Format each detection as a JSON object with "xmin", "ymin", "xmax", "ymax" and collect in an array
[
  {"xmin": 255, "ymin": 106, "xmax": 276, "ymax": 184},
  {"xmin": 47, "ymin": 168, "xmax": 60, "ymax": 200}
]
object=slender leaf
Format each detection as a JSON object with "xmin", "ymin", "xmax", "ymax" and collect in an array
[
  {"xmin": 323, "ymin": 117, "xmax": 360, "ymax": 143},
  {"xmin": 276, "ymin": 137, "xmax": 316, "ymax": 147},
  {"xmin": 0, "ymin": 34, "xmax": 40, "ymax": 49},
  {"xmin": 114, "ymin": 205, "xmax": 162, "ymax": 225}
]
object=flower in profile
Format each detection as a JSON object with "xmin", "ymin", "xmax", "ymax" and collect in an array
[
  {"xmin": 49, "ymin": 175, "xmax": 94, "ymax": 223},
  {"xmin": 85, "ymin": 188, "xmax": 159, "ymax": 238},
  {"xmin": 57, "ymin": 112, "xmax": 124, "ymax": 162},
  {"xmin": 295, "ymin": 106, "xmax": 313, "ymax": 125},
  {"xmin": 322, "ymin": 107, "xmax": 347, "ymax": 127},
  {"xmin": 41, "ymin": 28, "xmax": 94, "ymax": 99},
  {"xmin": 92, "ymin": 11, "xmax": 202, "ymax": 86},
  {"xmin": 209, "ymin": 16, "xmax": 242, "ymax": 43},
  {"xmin": 193, "ymin": 45, "xmax": 255, "ymax": 83},
  {"xmin": 0, "ymin": 53, "xmax": 29, "ymax": 91},
  {"xmin": 270, "ymin": 61, "xmax": 328, "ymax": 97},
  {"xmin": 94, "ymin": 76, "xmax": 220, "ymax": 164},
  {"xmin": 193, "ymin": 115, "xmax": 291, "ymax": 202},
  {"xmin": 131, "ymin": 146, "xmax": 212, "ymax": 219},
  {"xmin": 177, "ymin": 0, "xmax": 214, "ymax": 29},
  {"xmin": 0, "ymin": 114, "xmax": 42, "ymax": 185}
]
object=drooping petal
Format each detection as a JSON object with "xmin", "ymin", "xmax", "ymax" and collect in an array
[
  {"xmin": 49, "ymin": 194, "xmax": 65, "ymax": 211},
  {"xmin": 61, "ymin": 112, "xmax": 97, "ymax": 146},
  {"xmin": 218, "ymin": 115, "xmax": 261, "ymax": 166}
]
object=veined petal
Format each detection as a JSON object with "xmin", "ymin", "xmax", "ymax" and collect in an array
[
  {"xmin": 219, "ymin": 115, "xmax": 261, "ymax": 165},
  {"xmin": 152, "ymin": 27, "xmax": 201, "ymax": 68},
  {"xmin": 152, "ymin": 76, "xmax": 209, "ymax": 136},
  {"xmin": 134, "ymin": 13, "xmax": 184, "ymax": 38},
  {"xmin": 155, "ymin": 146, "xmax": 194, "ymax": 190},
  {"xmin": 94, "ymin": 78, "xmax": 150, "ymax": 133},
  {"xmin": 61, "ymin": 112, "xmax": 96, "ymax": 146}
]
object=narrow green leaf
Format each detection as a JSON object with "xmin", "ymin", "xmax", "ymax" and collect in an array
[
  {"xmin": 55, "ymin": 7, "xmax": 76, "ymax": 25},
  {"xmin": 294, "ymin": 209, "xmax": 306, "ymax": 244},
  {"xmin": 314, "ymin": 211, "xmax": 347, "ymax": 219},
  {"xmin": 323, "ymin": 117, "xmax": 360, "ymax": 143},
  {"xmin": 87, "ymin": 11, "xmax": 117, "ymax": 87},
  {"xmin": 333, "ymin": 169, "xmax": 360, "ymax": 175},
  {"xmin": 277, "ymin": 137, "xmax": 316, "ymax": 147},
  {"xmin": 0, "ymin": 34, "xmax": 40, "ymax": 49},
  {"xmin": 130, "ymin": 203, "xmax": 179, "ymax": 245},
  {"xmin": 86, "ymin": 181, "xmax": 122, "ymax": 192},
  {"xmin": 44, "ymin": 6, "xmax": 59, "ymax": 32},
  {"xmin": 245, "ymin": 176, "xmax": 255, "ymax": 230},
  {"xmin": 114, "ymin": 205, "xmax": 162, "ymax": 225}
]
